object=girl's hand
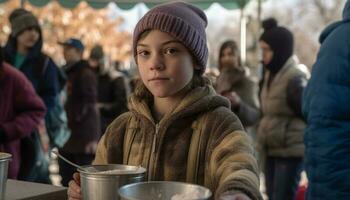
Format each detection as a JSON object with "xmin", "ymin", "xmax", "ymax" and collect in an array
[
  {"xmin": 67, "ymin": 172, "xmax": 82, "ymax": 200},
  {"xmin": 222, "ymin": 91, "xmax": 241, "ymax": 109}
]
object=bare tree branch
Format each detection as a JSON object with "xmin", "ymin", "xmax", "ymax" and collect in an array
[{"xmin": 313, "ymin": 0, "xmax": 346, "ymax": 25}]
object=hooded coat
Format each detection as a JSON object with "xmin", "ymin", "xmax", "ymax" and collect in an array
[
  {"xmin": 302, "ymin": 1, "xmax": 350, "ymax": 199},
  {"xmin": 93, "ymin": 85, "xmax": 262, "ymax": 200},
  {"xmin": 92, "ymin": 63, "xmax": 129, "ymax": 134},
  {"xmin": 0, "ymin": 62, "xmax": 46, "ymax": 178}
]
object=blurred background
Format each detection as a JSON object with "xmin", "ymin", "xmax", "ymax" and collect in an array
[{"xmin": 1, "ymin": 0, "xmax": 346, "ymax": 75}]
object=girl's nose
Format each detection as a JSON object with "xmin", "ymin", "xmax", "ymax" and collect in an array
[{"xmin": 150, "ymin": 54, "xmax": 165, "ymax": 71}]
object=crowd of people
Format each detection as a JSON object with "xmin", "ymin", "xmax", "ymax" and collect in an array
[{"xmin": 1, "ymin": 1, "xmax": 350, "ymax": 200}]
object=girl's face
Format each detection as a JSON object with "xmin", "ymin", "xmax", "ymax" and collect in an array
[
  {"xmin": 136, "ymin": 30, "xmax": 195, "ymax": 98},
  {"xmin": 259, "ymin": 41, "xmax": 274, "ymax": 66},
  {"xmin": 220, "ymin": 47, "xmax": 239, "ymax": 69},
  {"xmin": 16, "ymin": 27, "xmax": 40, "ymax": 49}
]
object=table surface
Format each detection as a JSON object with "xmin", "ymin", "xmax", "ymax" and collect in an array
[{"xmin": 5, "ymin": 179, "xmax": 67, "ymax": 200}]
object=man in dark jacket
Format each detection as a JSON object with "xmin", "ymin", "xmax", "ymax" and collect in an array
[
  {"xmin": 0, "ymin": 47, "xmax": 46, "ymax": 179},
  {"xmin": 303, "ymin": 1, "xmax": 350, "ymax": 199},
  {"xmin": 58, "ymin": 38, "xmax": 100, "ymax": 186},
  {"xmin": 88, "ymin": 44, "xmax": 129, "ymax": 134}
]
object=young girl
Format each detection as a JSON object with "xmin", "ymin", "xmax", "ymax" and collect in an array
[
  {"xmin": 216, "ymin": 40, "xmax": 260, "ymax": 129},
  {"xmin": 67, "ymin": 2, "xmax": 261, "ymax": 200}
]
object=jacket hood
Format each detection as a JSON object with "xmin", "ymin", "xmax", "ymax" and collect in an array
[
  {"xmin": 3, "ymin": 29, "xmax": 43, "ymax": 64},
  {"xmin": 222, "ymin": 66, "xmax": 246, "ymax": 83},
  {"xmin": 319, "ymin": 0, "xmax": 350, "ymax": 43},
  {"xmin": 343, "ymin": 0, "xmax": 350, "ymax": 20},
  {"xmin": 128, "ymin": 84, "xmax": 230, "ymax": 123}
]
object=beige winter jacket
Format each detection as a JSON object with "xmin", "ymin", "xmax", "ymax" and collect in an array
[
  {"xmin": 93, "ymin": 85, "xmax": 262, "ymax": 200},
  {"xmin": 258, "ymin": 56, "xmax": 309, "ymax": 158}
]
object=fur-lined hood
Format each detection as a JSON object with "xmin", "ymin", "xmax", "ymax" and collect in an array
[{"xmin": 128, "ymin": 84, "xmax": 230, "ymax": 124}]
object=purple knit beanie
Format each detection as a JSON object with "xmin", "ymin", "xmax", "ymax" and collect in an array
[{"xmin": 133, "ymin": 1, "xmax": 208, "ymax": 74}]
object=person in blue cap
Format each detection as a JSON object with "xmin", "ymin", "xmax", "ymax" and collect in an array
[
  {"xmin": 58, "ymin": 38, "xmax": 100, "ymax": 187},
  {"xmin": 303, "ymin": 1, "xmax": 350, "ymax": 199}
]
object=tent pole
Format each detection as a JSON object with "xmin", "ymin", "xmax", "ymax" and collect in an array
[
  {"xmin": 258, "ymin": 0, "xmax": 262, "ymax": 26},
  {"xmin": 240, "ymin": 8, "xmax": 247, "ymax": 65},
  {"xmin": 20, "ymin": 0, "xmax": 25, "ymax": 8}
]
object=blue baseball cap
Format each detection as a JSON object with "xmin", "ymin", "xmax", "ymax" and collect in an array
[{"xmin": 59, "ymin": 38, "xmax": 84, "ymax": 52}]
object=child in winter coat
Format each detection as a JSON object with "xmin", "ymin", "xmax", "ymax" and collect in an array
[{"xmin": 67, "ymin": 2, "xmax": 261, "ymax": 200}]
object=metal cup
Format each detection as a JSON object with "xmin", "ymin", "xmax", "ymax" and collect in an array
[
  {"xmin": 0, "ymin": 152, "xmax": 12, "ymax": 200},
  {"xmin": 78, "ymin": 164, "xmax": 146, "ymax": 200},
  {"xmin": 119, "ymin": 181, "xmax": 212, "ymax": 200}
]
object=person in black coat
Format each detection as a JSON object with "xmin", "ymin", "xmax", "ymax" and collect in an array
[
  {"xmin": 58, "ymin": 38, "xmax": 100, "ymax": 186},
  {"xmin": 88, "ymin": 44, "xmax": 129, "ymax": 134}
]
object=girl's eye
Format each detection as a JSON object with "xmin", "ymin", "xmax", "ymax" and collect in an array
[
  {"xmin": 137, "ymin": 50, "xmax": 149, "ymax": 57},
  {"xmin": 164, "ymin": 48, "xmax": 179, "ymax": 55}
]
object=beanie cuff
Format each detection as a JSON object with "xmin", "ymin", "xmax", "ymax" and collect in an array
[{"xmin": 11, "ymin": 13, "xmax": 39, "ymax": 37}]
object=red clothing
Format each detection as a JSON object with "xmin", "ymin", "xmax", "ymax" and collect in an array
[{"xmin": 0, "ymin": 62, "xmax": 46, "ymax": 178}]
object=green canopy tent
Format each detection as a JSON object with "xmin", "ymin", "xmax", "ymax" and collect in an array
[
  {"xmin": 0, "ymin": 0, "xmax": 250, "ymax": 10},
  {"xmin": 0, "ymin": 0, "xmax": 256, "ymax": 64}
]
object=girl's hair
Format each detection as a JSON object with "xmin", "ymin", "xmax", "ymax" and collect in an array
[
  {"xmin": 134, "ymin": 30, "xmax": 209, "ymax": 102},
  {"xmin": 218, "ymin": 40, "xmax": 241, "ymax": 71}
]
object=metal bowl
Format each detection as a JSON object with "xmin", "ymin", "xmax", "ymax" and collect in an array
[
  {"xmin": 118, "ymin": 181, "xmax": 212, "ymax": 200},
  {"xmin": 78, "ymin": 164, "xmax": 146, "ymax": 200},
  {"xmin": 0, "ymin": 152, "xmax": 12, "ymax": 200}
]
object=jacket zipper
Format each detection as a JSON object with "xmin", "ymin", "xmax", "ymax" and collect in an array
[
  {"xmin": 152, "ymin": 123, "xmax": 159, "ymax": 153},
  {"xmin": 148, "ymin": 123, "xmax": 159, "ymax": 181}
]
